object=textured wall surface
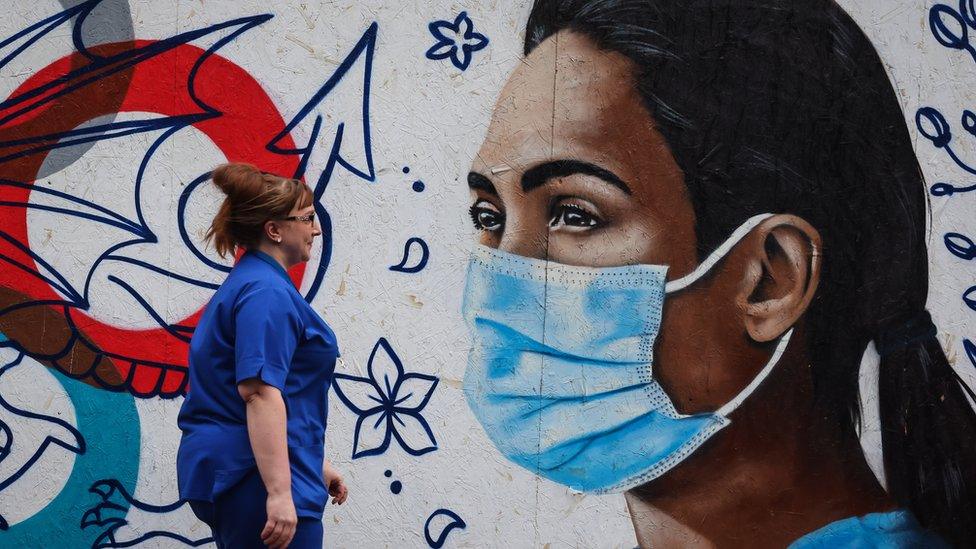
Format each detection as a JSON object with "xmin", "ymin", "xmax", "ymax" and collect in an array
[{"xmin": 0, "ymin": 0, "xmax": 974, "ymax": 547}]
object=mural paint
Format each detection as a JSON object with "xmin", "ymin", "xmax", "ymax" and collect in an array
[{"xmin": 1, "ymin": 0, "xmax": 975, "ymax": 547}]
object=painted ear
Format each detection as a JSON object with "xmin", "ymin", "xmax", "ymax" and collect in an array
[{"xmin": 739, "ymin": 214, "xmax": 821, "ymax": 342}]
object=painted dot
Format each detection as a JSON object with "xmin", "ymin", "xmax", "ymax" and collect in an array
[
  {"xmin": 384, "ymin": 470, "xmax": 392, "ymax": 478},
  {"xmin": 390, "ymin": 480, "xmax": 402, "ymax": 494},
  {"xmin": 412, "ymin": 180, "xmax": 425, "ymax": 192},
  {"xmin": 402, "ymin": 166, "xmax": 410, "ymax": 174}
]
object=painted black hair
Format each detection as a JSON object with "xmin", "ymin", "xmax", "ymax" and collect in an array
[{"xmin": 524, "ymin": 0, "xmax": 976, "ymax": 544}]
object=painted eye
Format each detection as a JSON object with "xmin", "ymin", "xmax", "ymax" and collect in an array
[
  {"xmin": 469, "ymin": 201, "xmax": 504, "ymax": 232},
  {"xmin": 550, "ymin": 204, "xmax": 599, "ymax": 229}
]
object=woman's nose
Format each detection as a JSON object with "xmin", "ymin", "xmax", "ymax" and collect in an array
[{"xmin": 497, "ymin": 217, "xmax": 549, "ymax": 260}]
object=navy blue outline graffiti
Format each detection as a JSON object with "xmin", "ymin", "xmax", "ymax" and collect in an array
[
  {"xmin": 268, "ymin": 22, "xmax": 378, "ymax": 304},
  {"xmin": 930, "ymin": 1, "xmax": 976, "ymax": 64},
  {"xmin": 0, "ymin": 1, "xmax": 275, "ymax": 398},
  {"xmin": 965, "ymin": 338, "xmax": 976, "ymax": 371},
  {"xmin": 930, "ymin": 181, "xmax": 976, "ymax": 196},
  {"xmin": 0, "ymin": 347, "xmax": 86, "ymax": 530},
  {"xmin": 332, "ymin": 338, "xmax": 439, "ymax": 458},
  {"xmin": 919, "ymin": 2, "xmax": 976, "ymax": 178},
  {"xmin": 946, "ymin": 232, "xmax": 976, "ymax": 261},
  {"xmin": 389, "ymin": 237, "xmax": 430, "ymax": 273},
  {"xmin": 943, "ymin": 232, "xmax": 976, "ymax": 371},
  {"xmin": 81, "ymin": 479, "xmax": 213, "ymax": 548},
  {"xmin": 426, "ymin": 12, "xmax": 489, "ymax": 71},
  {"xmin": 176, "ymin": 172, "xmax": 233, "ymax": 276},
  {"xmin": 424, "ymin": 508, "xmax": 466, "ymax": 548},
  {"xmin": 916, "ymin": 107, "xmax": 976, "ymax": 177},
  {"xmin": 922, "ymin": 2, "xmax": 976, "ymax": 375}
]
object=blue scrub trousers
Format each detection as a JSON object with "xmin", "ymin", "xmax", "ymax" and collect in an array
[{"xmin": 189, "ymin": 469, "xmax": 323, "ymax": 548}]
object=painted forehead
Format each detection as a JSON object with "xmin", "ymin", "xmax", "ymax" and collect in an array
[{"xmin": 480, "ymin": 32, "xmax": 655, "ymax": 169}]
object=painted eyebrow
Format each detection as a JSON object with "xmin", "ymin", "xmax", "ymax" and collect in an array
[
  {"xmin": 522, "ymin": 160, "xmax": 631, "ymax": 195},
  {"xmin": 467, "ymin": 171, "xmax": 498, "ymax": 196}
]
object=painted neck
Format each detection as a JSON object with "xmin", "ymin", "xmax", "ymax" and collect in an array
[{"xmin": 625, "ymin": 357, "xmax": 895, "ymax": 548}]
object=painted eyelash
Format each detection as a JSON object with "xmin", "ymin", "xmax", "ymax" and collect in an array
[
  {"xmin": 550, "ymin": 203, "xmax": 601, "ymax": 226},
  {"xmin": 468, "ymin": 204, "xmax": 482, "ymax": 229},
  {"xmin": 470, "ymin": 203, "xmax": 504, "ymax": 231},
  {"xmin": 554, "ymin": 203, "xmax": 590, "ymax": 216}
]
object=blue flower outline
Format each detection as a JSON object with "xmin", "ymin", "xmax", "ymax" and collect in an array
[
  {"xmin": 332, "ymin": 338, "xmax": 439, "ymax": 458},
  {"xmin": 425, "ymin": 11, "xmax": 489, "ymax": 71}
]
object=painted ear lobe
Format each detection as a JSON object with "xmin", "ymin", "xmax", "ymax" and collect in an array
[{"xmin": 740, "ymin": 214, "xmax": 821, "ymax": 342}]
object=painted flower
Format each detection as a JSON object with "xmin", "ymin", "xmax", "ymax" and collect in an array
[
  {"xmin": 332, "ymin": 338, "xmax": 439, "ymax": 458},
  {"xmin": 425, "ymin": 11, "xmax": 489, "ymax": 71}
]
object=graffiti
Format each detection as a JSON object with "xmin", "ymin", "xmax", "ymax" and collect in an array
[
  {"xmin": 915, "ymin": 1, "xmax": 976, "ymax": 179},
  {"xmin": 923, "ymin": 1, "xmax": 976, "ymax": 372},
  {"xmin": 0, "ymin": 334, "xmax": 139, "ymax": 546},
  {"xmin": 403, "ymin": 167, "xmax": 426, "ymax": 193},
  {"xmin": 425, "ymin": 12, "xmax": 489, "ymax": 71},
  {"xmin": 389, "ymin": 237, "xmax": 430, "ymax": 273},
  {"xmin": 947, "ymin": 232, "xmax": 976, "ymax": 261},
  {"xmin": 916, "ymin": 107, "xmax": 976, "ymax": 176},
  {"xmin": 81, "ymin": 479, "xmax": 212, "ymax": 548},
  {"xmin": 383, "ymin": 469, "xmax": 403, "ymax": 494},
  {"xmin": 0, "ymin": 0, "xmax": 375, "ymax": 542},
  {"xmin": 4, "ymin": 0, "xmax": 976, "ymax": 547},
  {"xmin": 930, "ymin": 180, "xmax": 976, "ymax": 196},
  {"xmin": 332, "ymin": 338, "xmax": 438, "ymax": 458},
  {"xmin": 929, "ymin": 1, "xmax": 976, "ymax": 63},
  {"xmin": 424, "ymin": 508, "xmax": 466, "ymax": 549},
  {"xmin": 0, "ymin": 347, "xmax": 85, "ymax": 530},
  {"xmin": 459, "ymin": 0, "xmax": 976, "ymax": 546},
  {"xmin": 0, "ymin": 0, "xmax": 300, "ymax": 399},
  {"xmin": 267, "ymin": 21, "xmax": 377, "ymax": 301}
]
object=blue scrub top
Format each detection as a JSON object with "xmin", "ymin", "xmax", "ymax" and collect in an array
[
  {"xmin": 789, "ymin": 510, "xmax": 949, "ymax": 548},
  {"xmin": 177, "ymin": 251, "xmax": 339, "ymax": 519}
]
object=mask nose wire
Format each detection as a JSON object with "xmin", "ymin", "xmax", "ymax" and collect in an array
[{"xmin": 663, "ymin": 213, "xmax": 775, "ymax": 294}]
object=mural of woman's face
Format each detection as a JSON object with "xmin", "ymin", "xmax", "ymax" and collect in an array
[
  {"xmin": 468, "ymin": 32, "xmax": 697, "ymax": 272},
  {"xmin": 468, "ymin": 31, "xmax": 819, "ymax": 414}
]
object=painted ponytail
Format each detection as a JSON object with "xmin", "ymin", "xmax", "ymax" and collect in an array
[{"xmin": 877, "ymin": 313, "xmax": 976, "ymax": 545}]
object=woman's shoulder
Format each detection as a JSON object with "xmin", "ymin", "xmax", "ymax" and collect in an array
[{"xmin": 221, "ymin": 267, "xmax": 301, "ymax": 312}]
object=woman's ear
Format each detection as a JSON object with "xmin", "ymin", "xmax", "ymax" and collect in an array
[
  {"xmin": 264, "ymin": 220, "xmax": 282, "ymax": 243},
  {"xmin": 738, "ymin": 214, "xmax": 821, "ymax": 342}
]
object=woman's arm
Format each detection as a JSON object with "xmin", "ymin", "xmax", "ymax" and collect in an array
[{"xmin": 239, "ymin": 379, "xmax": 296, "ymax": 549}]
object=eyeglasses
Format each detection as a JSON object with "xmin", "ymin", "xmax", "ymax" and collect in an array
[{"xmin": 279, "ymin": 213, "xmax": 315, "ymax": 224}]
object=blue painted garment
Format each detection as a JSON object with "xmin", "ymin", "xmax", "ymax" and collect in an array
[
  {"xmin": 177, "ymin": 251, "xmax": 339, "ymax": 519},
  {"xmin": 790, "ymin": 510, "xmax": 949, "ymax": 548}
]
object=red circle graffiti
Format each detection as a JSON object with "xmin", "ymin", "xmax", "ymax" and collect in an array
[{"xmin": 0, "ymin": 40, "xmax": 303, "ymax": 392}]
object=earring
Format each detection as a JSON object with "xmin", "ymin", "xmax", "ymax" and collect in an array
[{"xmin": 274, "ymin": 236, "xmax": 281, "ymax": 243}]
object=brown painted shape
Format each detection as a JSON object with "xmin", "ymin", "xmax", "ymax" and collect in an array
[{"xmin": 0, "ymin": 285, "xmax": 123, "ymax": 388}]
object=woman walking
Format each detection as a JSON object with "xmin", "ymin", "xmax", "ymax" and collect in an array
[{"xmin": 177, "ymin": 163, "xmax": 347, "ymax": 548}]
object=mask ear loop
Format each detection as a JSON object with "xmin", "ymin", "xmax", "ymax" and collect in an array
[
  {"xmin": 716, "ymin": 327, "xmax": 793, "ymax": 417},
  {"xmin": 660, "ymin": 212, "xmax": 795, "ymax": 417},
  {"xmin": 664, "ymin": 213, "xmax": 775, "ymax": 293}
]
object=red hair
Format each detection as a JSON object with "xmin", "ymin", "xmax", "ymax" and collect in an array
[{"xmin": 205, "ymin": 163, "xmax": 313, "ymax": 258}]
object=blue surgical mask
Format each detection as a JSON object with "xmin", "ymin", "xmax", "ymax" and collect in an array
[{"xmin": 462, "ymin": 214, "xmax": 793, "ymax": 493}]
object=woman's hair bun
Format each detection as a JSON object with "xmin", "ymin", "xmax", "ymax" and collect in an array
[{"xmin": 211, "ymin": 162, "xmax": 264, "ymax": 202}]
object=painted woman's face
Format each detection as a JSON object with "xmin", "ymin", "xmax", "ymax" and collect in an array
[
  {"xmin": 468, "ymin": 31, "xmax": 697, "ymax": 275},
  {"xmin": 467, "ymin": 31, "xmax": 775, "ymax": 414}
]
